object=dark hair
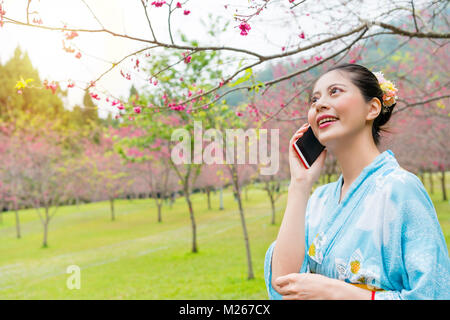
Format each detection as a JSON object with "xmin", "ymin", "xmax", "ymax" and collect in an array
[{"xmin": 309, "ymin": 63, "xmax": 396, "ymax": 146}]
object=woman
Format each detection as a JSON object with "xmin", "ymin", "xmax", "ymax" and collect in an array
[{"xmin": 264, "ymin": 63, "xmax": 450, "ymax": 300}]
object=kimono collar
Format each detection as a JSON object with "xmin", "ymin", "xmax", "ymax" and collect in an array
[
  {"xmin": 335, "ymin": 149, "xmax": 398, "ymax": 206},
  {"xmin": 307, "ymin": 149, "xmax": 399, "ymax": 265}
]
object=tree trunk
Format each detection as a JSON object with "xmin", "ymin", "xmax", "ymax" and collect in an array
[
  {"xmin": 206, "ymin": 187, "xmax": 211, "ymax": 210},
  {"xmin": 225, "ymin": 163, "xmax": 255, "ymax": 280},
  {"xmin": 234, "ymin": 180, "xmax": 254, "ymax": 280},
  {"xmin": 42, "ymin": 206, "xmax": 49, "ymax": 248},
  {"xmin": 15, "ymin": 209, "xmax": 21, "ymax": 239},
  {"xmin": 429, "ymin": 171, "xmax": 434, "ymax": 194},
  {"xmin": 219, "ymin": 187, "xmax": 224, "ymax": 210},
  {"xmin": 156, "ymin": 198, "xmax": 162, "ymax": 223},
  {"xmin": 441, "ymin": 169, "xmax": 447, "ymax": 201},
  {"xmin": 185, "ymin": 192, "xmax": 197, "ymax": 253},
  {"xmin": 270, "ymin": 193, "xmax": 276, "ymax": 225},
  {"xmin": 110, "ymin": 198, "xmax": 115, "ymax": 221},
  {"xmin": 170, "ymin": 192, "xmax": 175, "ymax": 209}
]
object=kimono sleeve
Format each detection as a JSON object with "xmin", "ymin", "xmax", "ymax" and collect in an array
[
  {"xmin": 264, "ymin": 240, "xmax": 309, "ymax": 300},
  {"xmin": 375, "ymin": 172, "xmax": 450, "ymax": 300}
]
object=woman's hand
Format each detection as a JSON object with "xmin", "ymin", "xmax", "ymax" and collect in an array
[
  {"xmin": 274, "ymin": 272, "xmax": 372, "ymax": 300},
  {"xmin": 289, "ymin": 123, "xmax": 327, "ymax": 187},
  {"xmin": 274, "ymin": 272, "xmax": 336, "ymax": 300}
]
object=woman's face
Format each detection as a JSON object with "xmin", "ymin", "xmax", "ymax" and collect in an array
[{"xmin": 307, "ymin": 70, "xmax": 372, "ymax": 148}]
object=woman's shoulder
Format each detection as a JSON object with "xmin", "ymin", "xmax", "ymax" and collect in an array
[
  {"xmin": 382, "ymin": 166, "xmax": 429, "ymax": 200},
  {"xmin": 381, "ymin": 166, "xmax": 437, "ymax": 222}
]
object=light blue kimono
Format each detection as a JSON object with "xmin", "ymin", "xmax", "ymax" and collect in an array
[{"xmin": 264, "ymin": 149, "xmax": 450, "ymax": 300}]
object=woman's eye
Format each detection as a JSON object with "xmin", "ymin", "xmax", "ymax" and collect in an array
[
  {"xmin": 331, "ymin": 87, "xmax": 341, "ymax": 94},
  {"xmin": 310, "ymin": 88, "xmax": 342, "ymax": 103},
  {"xmin": 311, "ymin": 87, "xmax": 341, "ymax": 104}
]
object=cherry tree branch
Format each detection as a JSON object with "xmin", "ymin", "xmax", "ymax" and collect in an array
[
  {"xmin": 81, "ymin": 0, "xmax": 105, "ymax": 29},
  {"xmin": 395, "ymin": 95, "xmax": 450, "ymax": 113},
  {"xmin": 140, "ymin": 0, "xmax": 157, "ymax": 42}
]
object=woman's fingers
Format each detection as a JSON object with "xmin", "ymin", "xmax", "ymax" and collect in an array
[
  {"xmin": 276, "ymin": 284, "xmax": 294, "ymax": 296},
  {"xmin": 292, "ymin": 128, "xmax": 307, "ymax": 142},
  {"xmin": 274, "ymin": 274, "xmax": 294, "ymax": 288},
  {"xmin": 290, "ymin": 123, "xmax": 311, "ymax": 149},
  {"xmin": 297, "ymin": 123, "xmax": 310, "ymax": 132}
]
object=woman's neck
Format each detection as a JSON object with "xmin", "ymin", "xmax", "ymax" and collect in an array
[{"xmin": 332, "ymin": 134, "xmax": 381, "ymax": 192}]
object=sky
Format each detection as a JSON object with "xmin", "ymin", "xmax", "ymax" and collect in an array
[{"xmin": 0, "ymin": 0, "xmax": 410, "ymax": 117}]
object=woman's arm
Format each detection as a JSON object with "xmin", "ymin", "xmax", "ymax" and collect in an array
[
  {"xmin": 273, "ymin": 272, "xmax": 373, "ymax": 300},
  {"xmin": 271, "ymin": 182, "xmax": 312, "ymax": 292},
  {"xmin": 268, "ymin": 123, "xmax": 327, "ymax": 298}
]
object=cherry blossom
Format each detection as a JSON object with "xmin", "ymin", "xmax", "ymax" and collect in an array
[
  {"xmin": 65, "ymin": 31, "xmax": 79, "ymax": 40},
  {"xmin": 43, "ymin": 80, "xmax": 58, "ymax": 94},
  {"xmin": 0, "ymin": 3, "xmax": 5, "ymax": 27},
  {"xmin": 89, "ymin": 92, "xmax": 101, "ymax": 100},
  {"xmin": 239, "ymin": 21, "xmax": 251, "ymax": 36},
  {"xmin": 151, "ymin": 1, "xmax": 166, "ymax": 7}
]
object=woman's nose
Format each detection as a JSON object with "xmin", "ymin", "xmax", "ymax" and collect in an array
[{"xmin": 315, "ymin": 98, "xmax": 330, "ymax": 112}]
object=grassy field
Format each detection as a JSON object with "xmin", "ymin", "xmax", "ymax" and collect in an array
[{"xmin": 0, "ymin": 174, "xmax": 449, "ymax": 299}]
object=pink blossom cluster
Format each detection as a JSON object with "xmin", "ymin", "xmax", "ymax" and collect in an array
[
  {"xmin": 32, "ymin": 17, "xmax": 43, "ymax": 24},
  {"xmin": 112, "ymin": 99, "xmax": 125, "ymax": 110},
  {"xmin": 65, "ymin": 31, "xmax": 79, "ymax": 40},
  {"xmin": 62, "ymin": 28, "xmax": 81, "ymax": 59},
  {"xmin": 89, "ymin": 92, "xmax": 101, "ymax": 100},
  {"xmin": 133, "ymin": 106, "xmax": 141, "ymax": 114},
  {"xmin": 0, "ymin": 3, "xmax": 5, "ymax": 27},
  {"xmin": 168, "ymin": 103, "xmax": 187, "ymax": 111},
  {"xmin": 181, "ymin": 51, "xmax": 192, "ymax": 63},
  {"xmin": 239, "ymin": 21, "xmax": 251, "ymax": 36},
  {"xmin": 43, "ymin": 80, "xmax": 58, "ymax": 94},
  {"xmin": 246, "ymin": 103, "xmax": 260, "ymax": 120},
  {"xmin": 120, "ymin": 70, "xmax": 131, "ymax": 80},
  {"xmin": 151, "ymin": 1, "xmax": 166, "ymax": 7}
]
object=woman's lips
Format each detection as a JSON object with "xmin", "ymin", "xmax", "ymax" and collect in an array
[{"xmin": 319, "ymin": 120, "xmax": 338, "ymax": 129}]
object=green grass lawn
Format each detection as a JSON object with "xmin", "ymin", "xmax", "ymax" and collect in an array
[{"xmin": 0, "ymin": 175, "xmax": 449, "ymax": 299}]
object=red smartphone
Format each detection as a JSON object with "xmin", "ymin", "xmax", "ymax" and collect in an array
[{"xmin": 292, "ymin": 125, "xmax": 325, "ymax": 169}]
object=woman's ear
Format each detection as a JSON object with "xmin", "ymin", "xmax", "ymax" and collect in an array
[{"xmin": 366, "ymin": 97, "xmax": 382, "ymax": 121}]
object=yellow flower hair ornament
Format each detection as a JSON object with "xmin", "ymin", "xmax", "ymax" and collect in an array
[{"xmin": 373, "ymin": 71, "xmax": 398, "ymax": 113}]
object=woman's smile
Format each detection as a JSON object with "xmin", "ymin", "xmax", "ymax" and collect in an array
[{"xmin": 318, "ymin": 119, "xmax": 338, "ymax": 129}]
